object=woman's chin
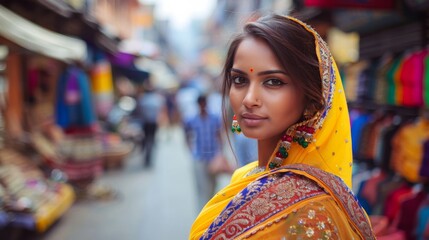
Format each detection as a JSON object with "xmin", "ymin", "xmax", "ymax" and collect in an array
[{"xmin": 240, "ymin": 129, "xmax": 263, "ymax": 140}]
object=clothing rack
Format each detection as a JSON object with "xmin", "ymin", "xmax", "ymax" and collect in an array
[
  {"xmin": 348, "ymin": 101, "xmax": 420, "ymax": 117},
  {"xmin": 359, "ymin": 19, "xmax": 426, "ymax": 59},
  {"xmin": 356, "ymin": 9, "xmax": 429, "ymax": 60}
]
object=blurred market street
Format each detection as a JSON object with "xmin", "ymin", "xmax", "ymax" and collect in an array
[
  {"xmin": 2, "ymin": 0, "xmax": 429, "ymax": 239},
  {"xmin": 43, "ymin": 125, "xmax": 203, "ymax": 240}
]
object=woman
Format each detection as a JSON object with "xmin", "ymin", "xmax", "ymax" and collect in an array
[{"xmin": 190, "ymin": 15, "xmax": 375, "ymax": 239}]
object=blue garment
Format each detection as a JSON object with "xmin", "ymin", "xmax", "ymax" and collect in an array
[
  {"xmin": 416, "ymin": 205, "xmax": 429, "ymax": 240},
  {"xmin": 55, "ymin": 67, "xmax": 96, "ymax": 128},
  {"xmin": 185, "ymin": 114, "xmax": 221, "ymax": 161},
  {"xmin": 356, "ymin": 179, "xmax": 372, "ymax": 214},
  {"xmin": 350, "ymin": 112, "xmax": 372, "ymax": 156}
]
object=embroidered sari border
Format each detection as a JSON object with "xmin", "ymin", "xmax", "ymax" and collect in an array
[
  {"xmin": 201, "ymin": 164, "xmax": 375, "ymax": 240},
  {"xmin": 201, "ymin": 172, "xmax": 326, "ymax": 240},
  {"xmin": 282, "ymin": 164, "xmax": 375, "ymax": 239}
]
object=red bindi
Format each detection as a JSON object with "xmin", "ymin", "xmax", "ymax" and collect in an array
[{"xmin": 250, "ymin": 68, "xmax": 254, "ymax": 73}]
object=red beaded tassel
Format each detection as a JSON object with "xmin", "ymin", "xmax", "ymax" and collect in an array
[
  {"xmin": 294, "ymin": 125, "xmax": 315, "ymax": 148},
  {"xmin": 269, "ymin": 134, "xmax": 292, "ymax": 169}
]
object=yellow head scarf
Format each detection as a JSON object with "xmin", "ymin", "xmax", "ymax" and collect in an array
[
  {"xmin": 265, "ymin": 16, "xmax": 353, "ymax": 188},
  {"xmin": 190, "ymin": 16, "xmax": 354, "ymax": 239}
]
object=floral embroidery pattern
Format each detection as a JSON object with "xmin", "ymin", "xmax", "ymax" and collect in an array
[
  {"xmin": 201, "ymin": 173, "xmax": 326, "ymax": 240},
  {"xmin": 283, "ymin": 202, "xmax": 340, "ymax": 239},
  {"xmin": 284, "ymin": 164, "xmax": 375, "ymax": 239}
]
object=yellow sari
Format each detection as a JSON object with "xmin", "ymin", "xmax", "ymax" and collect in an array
[{"xmin": 190, "ymin": 16, "xmax": 375, "ymax": 239}]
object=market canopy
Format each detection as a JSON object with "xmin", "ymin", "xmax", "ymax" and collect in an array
[{"xmin": 0, "ymin": 5, "xmax": 86, "ymax": 62}]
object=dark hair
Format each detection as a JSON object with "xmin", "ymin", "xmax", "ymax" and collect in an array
[{"xmin": 221, "ymin": 14, "xmax": 324, "ymax": 127}]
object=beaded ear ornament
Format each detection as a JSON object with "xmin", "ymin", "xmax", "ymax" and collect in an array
[
  {"xmin": 231, "ymin": 115, "xmax": 241, "ymax": 134},
  {"xmin": 267, "ymin": 16, "xmax": 335, "ymax": 170},
  {"xmin": 269, "ymin": 112, "xmax": 321, "ymax": 169}
]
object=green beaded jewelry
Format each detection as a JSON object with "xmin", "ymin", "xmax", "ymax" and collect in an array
[{"xmin": 231, "ymin": 115, "xmax": 241, "ymax": 134}]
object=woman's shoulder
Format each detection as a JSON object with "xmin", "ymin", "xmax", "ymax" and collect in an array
[{"xmin": 202, "ymin": 166, "xmax": 374, "ymax": 239}]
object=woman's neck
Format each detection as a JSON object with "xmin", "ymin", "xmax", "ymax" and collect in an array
[{"xmin": 257, "ymin": 137, "xmax": 280, "ymax": 168}]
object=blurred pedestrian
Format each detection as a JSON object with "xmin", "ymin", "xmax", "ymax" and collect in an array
[
  {"xmin": 184, "ymin": 95, "xmax": 222, "ymax": 210},
  {"xmin": 137, "ymin": 81, "xmax": 165, "ymax": 168}
]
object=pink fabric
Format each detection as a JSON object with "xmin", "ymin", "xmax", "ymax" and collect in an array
[
  {"xmin": 361, "ymin": 171, "xmax": 387, "ymax": 206},
  {"xmin": 376, "ymin": 231, "xmax": 406, "ymax": 240},
  {"xmin": 400, "ymin": 50, "xmax": 427, "ymax": 106},
  {"xmin": 383, "ymin": 184, "xmax": 413, "ymax": 222}
]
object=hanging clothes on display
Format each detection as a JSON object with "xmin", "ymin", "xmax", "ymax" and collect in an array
[
  {"xmin": 89, "ymin": 48, "xmax": 114, "ymax": 119},
  {"xmin": 52, "ymin": 66, "xmax": 102, "ymax": 184},
  {"xmin": 374, "ymin": 54, "xmax": 394, "ymax": 105},
  {"xmin": 424, "ymin": 53, "xmax": 429, "ymax": 107},
  {"xmin": 342, "ymin": 61, "xmax": 368, "ymax": 102},
  {"xmin": 55, "ymin": 66, "xmax": 96, "ymax": 131},
  {"xmin": 395, "ymin": 189, "xmax": 428, "ymax": 240},
  {"xmin": 416, "ymin": 198, "xmax": 429, "ymax": 240},
  {"xmin": 391, "ymin": 116, "xmax": 429, "ymax": 183},
  {"xmin": 374, "ymin": 115, "xmax": 405, "ymax": 171},
  {"xmin": 400, "ymin": 50, "xmax": 427, "ymax": 107},
  {"xmin": 350, "ymin": 109, "xmax": 372, "ymax": 157},
  {"xmin": 385, "ymin": 56, "xmax": 403, "ymax": 105},
  {"xmin": 419, "ymin": 140, "xmax": 429, "ymax": 178}
]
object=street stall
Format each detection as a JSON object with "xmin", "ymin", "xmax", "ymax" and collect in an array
[{"xmin": 0, "ymin": 5, "xmax": 82, "ymax": 235}]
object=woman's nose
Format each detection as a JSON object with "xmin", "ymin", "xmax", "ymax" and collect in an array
[{"xmin": 242, "ymin": 83, "xmax": 261, "ymax": 108}]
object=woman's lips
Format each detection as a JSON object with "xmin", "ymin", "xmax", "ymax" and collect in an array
[{"xmin": 241, "ymin": 113, "xmax": 267, "ymax": 127}]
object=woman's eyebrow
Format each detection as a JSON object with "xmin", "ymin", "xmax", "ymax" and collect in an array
[
  {"xmin": 258, "ymin": 70, "xmax": 288, "ymax": 76},
  {"xmin": 231, "ymin": 68, "xmax": 247, "ymax": 75},
  {"xmin": 231, "ymin": 68, "xmax": 287, "ymax": 76}
]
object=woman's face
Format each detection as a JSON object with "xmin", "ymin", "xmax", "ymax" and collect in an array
[{"xmin": 229, "ymin": 37, "xmax": 306, "ymax": 142}]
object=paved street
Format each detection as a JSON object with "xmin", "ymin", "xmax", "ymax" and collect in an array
[{"xmin": 43, "ymin": 125, "xmax": 230, "ymax": 240}]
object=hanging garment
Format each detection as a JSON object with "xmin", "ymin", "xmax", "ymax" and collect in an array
[
  {"xmin": 375, "ymin": 54, "xmax": 394, "ymax": 104},
  {"xmin": 392, "ymin": 118, "xmax": 429, "ymax": 183},
  {"xmin": 372, "ymin": 174, "xmax": 404, "ymax": 215},
  {"xmin": 360, "ymin": 170, "xmax": 388, "ymax": 212},
  {"xmin": 396, "ymin": 190, "xmax": 428, "ymax": 240},
  {"xmin": 350, "ymin": 111, "xmax": 372, "ymax": 157},
  {"xmin": 383, "ymin": 183, "xmax": 414, "ymax": 222},
  {"xmin": 423, "ymin": 54, "xmax": 429, "ymax": 107},
  {"xmin": 416, "ymin": 203, "xmax": 429, "ymax": 240},
  {"xmin": 400, "ymin": 50, "xmax": 427, "ymax": 107},
  {"xmin": 90, "ymin": 51, "xmax": 114, "ymax": 118},
  {"xmin": 375, "ymin": 118, "xmax": 403, "ymax": 171},
  {"xmin": 419, "ymin": 140, "xmax": 429, "ymax": 178},
  {"xmin": 386, "ymin": 57, "xmax": 403, "ymax": 105},
  {"xmin": 55, "ymin": 67, "xmax": 96, "ymax": 129},
  {"xmin": 343, "ymin": 61, "xmax": 369, "ymax": 102}
]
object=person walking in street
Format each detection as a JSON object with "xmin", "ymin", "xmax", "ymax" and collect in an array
[
  {"xmin": 190, "ymin": 14, "xmax": 375, "ymax": 239},
  {"xmin": 137, "ymin": 81, "xmax": 165, "ymax": 168},
  {"xmin": 184, "ymin": 95, "xmax": 223, "ymax": 210}
]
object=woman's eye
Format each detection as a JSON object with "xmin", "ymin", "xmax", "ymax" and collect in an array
[
  {"xmin": 232, "ymin": 76, "xmax": 247, "ymax": 85},
  {"xmin": 264, "ymin": 79, "xmax": 285, "ymax": 86}
]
